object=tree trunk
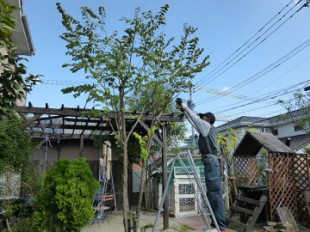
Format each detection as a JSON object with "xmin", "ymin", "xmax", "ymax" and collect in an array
[
  {"xmin": 122, "ymin": 142, "xmax": 130, "ymax": 231},
  {"xmin": 118, "ymin": 105, "xmax": 130, "ymax": 232},
  {"xmin": 6, "ymin": 218, "xmax": 12, "ymax": 232},
  {"xmin": 226, "ymin": 156, "xmax": 238, "ymax": 204},
  {"xmin": 134, "ymin": 159, "xmax": 147, "ymax": 230},
  {"xmin": 134, "ymin": 135, "xmax": 154, "ymax": 231}
]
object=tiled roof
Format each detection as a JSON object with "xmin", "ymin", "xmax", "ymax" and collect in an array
[
  {"xmin": 216, "ymin": 116, "xmax": 268, "ymax": 131},
  {"xmin": 279, "ymin": 134, "xmax": 310, "ymax": 151},
  {"xmin": 216, "ymin": 108, "xmax": 309, "ymax": 130}
]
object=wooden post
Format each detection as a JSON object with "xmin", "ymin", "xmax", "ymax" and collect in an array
[
  {"xmin": 162, "ymin": 124, "xmax": 169, "ymax": 229},
  {"xmin": 57, "ymin": 139, "xmax": 61, "ymax": 160},
  {"xmin": 80, "ymin": 134, "xmax": 84, "ymax": 157}
]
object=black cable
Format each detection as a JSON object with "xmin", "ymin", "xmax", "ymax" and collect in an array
[
  {"xmin": 211, "ymin": 80, "xmax": 309, "ymax": 114},
  {"xmin": 196, "ymin": 37, "xmax": 310, "ymax": 104},
  {"xmin": 194, "ymin": 0, "xmax": 304, "ymax": 92},
  {"xmin": 194, "ymin": 0, "xmax": 296, "ymax": 88},
  {"xmin": 196, "ymin": 53, "xmax": 310, "ymax": 108},
  {"xmin": 216, "ymin": 108, "xmax": 287, "ymax": 123},
  {"xmin": 199, "ymin": 1, "xmax": 305, "ymax": 89},
  {"xmin": 225, "ymin": 103, "xmax": 276, "ymax": 117},
  {"xmin": 214, "ymin": 85, "xmax": 307, "ymax": 115}
]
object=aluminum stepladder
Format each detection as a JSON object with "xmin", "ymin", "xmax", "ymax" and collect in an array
[
  {"xmin": 99, "ymin": 141, "xmax": 117, "ymax": 211},
  {"xmin": 152, "ymin": 150, "xmax": 221, "ymax": 232},
  {"xmin": 100, "ymin": 162, "xmax": 117, "ymax": 210},
  {"xmin": 91, "ymin": 162, "xmax": 117, "ymax": 225}
]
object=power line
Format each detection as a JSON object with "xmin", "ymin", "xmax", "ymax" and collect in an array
[
  {"xmin": 216, "ymin": 107, "xmax": 288, "ymax": 124},
  {"xmin": 214, "ymin": 85, "xmax": 305, "ymax": 115},
  {"xmin": 196, "ymin": 37, "xmax": 310, "ymax": 105},
  {"xmin": 197, "ymin": 81, "xmax": 308, "ymax": 123},
  {"xmin": 208, "ymin": 80, "xmax": 309, "ymax": 113},
  {"xmin": 194, "ymin": 0, "xmax": 305, "ymax": 92},
  {"xmin": 253, "ymin": 53, "xmax": 310, "ymax": 95},
  {"xmin": 192, "ymin": 80, "xmax": 308, "ymax": 123},
  {"xmin": 226, "ymin": 103, "xmax": 276, "ymax": 116},
  {"xmin": 215, "ymin": 104, "xmax": 276, "ymax": 122},
  {"xmin": 195, "ymin": 52, "xmax": 310, "ymax": 107},
  {"xmin": 194, "ymin": 0, "xmax": 295, "ymax": 87},
  {"xmin": 41, "ymin": 79, "xmax": 94, "ymax": 86}
]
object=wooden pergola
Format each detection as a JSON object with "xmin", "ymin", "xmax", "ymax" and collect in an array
[{"xmin": 14, "ymin": 102, "xmax": 184, "ymax": 229}]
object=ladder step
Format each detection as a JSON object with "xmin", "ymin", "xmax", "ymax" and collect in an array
[
  {"xmin": 94, "ymin": 205, "xmax": 110, "ymax": 211},
  {"xmin": 226, "ymin": 217, "xmax": 247, "ymax": 229},
  {"xmin": 230, "ymin": 205, "xmax": 254, "ymax": 215},
  {"xmin": 237, "ymin": 196, "xmax": 260, "ymax": 205},
  {"xmin": 102, "ymin": 194, "xmax": 114, "ymax": 201}
]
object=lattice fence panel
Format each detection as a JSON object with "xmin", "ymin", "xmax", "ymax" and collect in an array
[
  {"xmin": 293, "ymin": 153, "xmax": 310, "ymax": 223},
  {"xmin": 267, "ymin": 153, "xmax": 297, "ymax": 221},
  {"xmin": 293, "ymin": 154, "xmax": 309, "ymax": 190},
  {"xmin": 234, "ymin": 156, "xmax": 259, "ymax": 186}
]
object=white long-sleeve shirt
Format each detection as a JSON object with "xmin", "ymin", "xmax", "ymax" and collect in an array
[{"xmin": 181, "ymin": 102, "xmax": 211, "ymax": 137}]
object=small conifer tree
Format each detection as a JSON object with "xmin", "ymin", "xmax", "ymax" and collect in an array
[{"xmin": 33, "ymin": 158, "xmax": 99, "ymax": 232}]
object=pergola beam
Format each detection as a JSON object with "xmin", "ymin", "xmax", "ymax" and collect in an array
[
  {"xmin": 14, "ymin": 104, "xmax": 184, "ymax": 228},
  {"xmin": 14, "ymin": 105, "xmax": 183, "ymax": 122}
]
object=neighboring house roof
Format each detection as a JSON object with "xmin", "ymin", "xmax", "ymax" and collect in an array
[
  {"xmin": 279, "ymin": 134, "xmax": 310, "ymax": 151},
  {"xmin": 216, "ymin": 116, "xmax": 268, "ymax": 132},
  {"xmin": 233, "ymin": 131, "xmax": 294, "ymax": 157},
  {"xmin": 216, "ymin": 108, "xmax": 309, "ymax": 131},
  {"xmin": 267, "ymin": 109, "xmax": 308, "ymax": 126},
  {"xmin": 217, "ymin": 109, "xmax": 310, "ymax": 153}
]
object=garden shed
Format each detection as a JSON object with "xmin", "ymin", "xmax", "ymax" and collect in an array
[{"xmin": 232, "ymin": 131, "xmax": 309, "ymax": 224}]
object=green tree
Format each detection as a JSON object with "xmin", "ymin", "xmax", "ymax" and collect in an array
[
  {"xmin": 217, "ymin": 128, "xmax": 238, "ymax": 207},
  {"xmin": 0, "ymin": 118, "xmax": 35, "ymax": 231},
  {"xmin": 0, "ymin": 0, "xmax": 41, "ymax": 117},
  {"xmin": 56, "ymin": 3, "xmax": 209, "ymax": 231},
  {"xmin": 130, "ymin": 97, "xmax": 187, "ymax": 229},
  {"xmin": 278, "ymin": 90, "xmax": 310, "ymax": 134},
  {"xmin": 0, "ymin": 118, "xmax": 33, "ymax": 175},
  {"xmin": 33, "ymin": 158, "xmax": 99, "ymax": 232}
]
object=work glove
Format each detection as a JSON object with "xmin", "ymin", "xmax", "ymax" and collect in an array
[{"xmin": 176, "ymin": 98, "xmax": 183, "ymax": 106}]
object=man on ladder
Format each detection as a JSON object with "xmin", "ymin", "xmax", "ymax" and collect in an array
[{"xmin": 176, "ymin": 98, "xmax": 228, "ymax": 232}]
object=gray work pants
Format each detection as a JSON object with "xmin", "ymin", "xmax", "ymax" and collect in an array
[{"xmin": 203, "ymin": 155, "xmax": 227, "ymax": 231}]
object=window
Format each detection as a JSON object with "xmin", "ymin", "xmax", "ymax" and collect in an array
[
  {"xmin": 179, "ymin": 184, "xmax": 195, "ymax": 194},
  {"xmin": 179, "ymin": 198, "xmax": 195, "ymax": 212},
  {"xmin": 272, "ymin": 129, "xmax": 278, "ymax": 136}
]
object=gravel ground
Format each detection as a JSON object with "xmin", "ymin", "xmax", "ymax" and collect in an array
[
  {"xmin": 82, "ymin": 211, "xmax": 310, "ymax": 232},
  {"xmin": 82, "ymin": 211, "xmax": 205, "ymax": 232}
]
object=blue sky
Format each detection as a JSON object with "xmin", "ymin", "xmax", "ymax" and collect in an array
[{"xmin": 23, "ymin": 0, "xmax": 310, "ymax": 125}]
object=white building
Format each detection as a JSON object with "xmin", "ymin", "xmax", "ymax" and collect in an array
[
  {"xmin": 0, "ymin": 0, "xmax": 34, "ymax": 199},
  {"xmin": 216, "ymin": 109, "xmax": 309, "ymax": 154},
  {"xmin": 0, "ymin": 0, "xmax": 34, "ymax": 107},
  {"xmin": 6, "ymin": 0, "xmax": 35, "ymax": 56}
]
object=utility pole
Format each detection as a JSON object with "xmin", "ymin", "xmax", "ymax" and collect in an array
[
  {"xmin": 189, "ymin": 87, "xmax": 195, "ymax": 138},
  {"xmin": 188, "ymin": 86, "xmax": 197, "ymax": 154}
]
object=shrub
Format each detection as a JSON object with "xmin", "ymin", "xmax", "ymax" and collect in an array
[{"xmin": 33, "ymin": 158, "xmax": 99, "ymax": 232}]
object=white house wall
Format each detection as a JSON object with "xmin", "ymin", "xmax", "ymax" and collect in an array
[{"xmin": 271, "ymin": 123, "xmax": 305, "ymax": 138}]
